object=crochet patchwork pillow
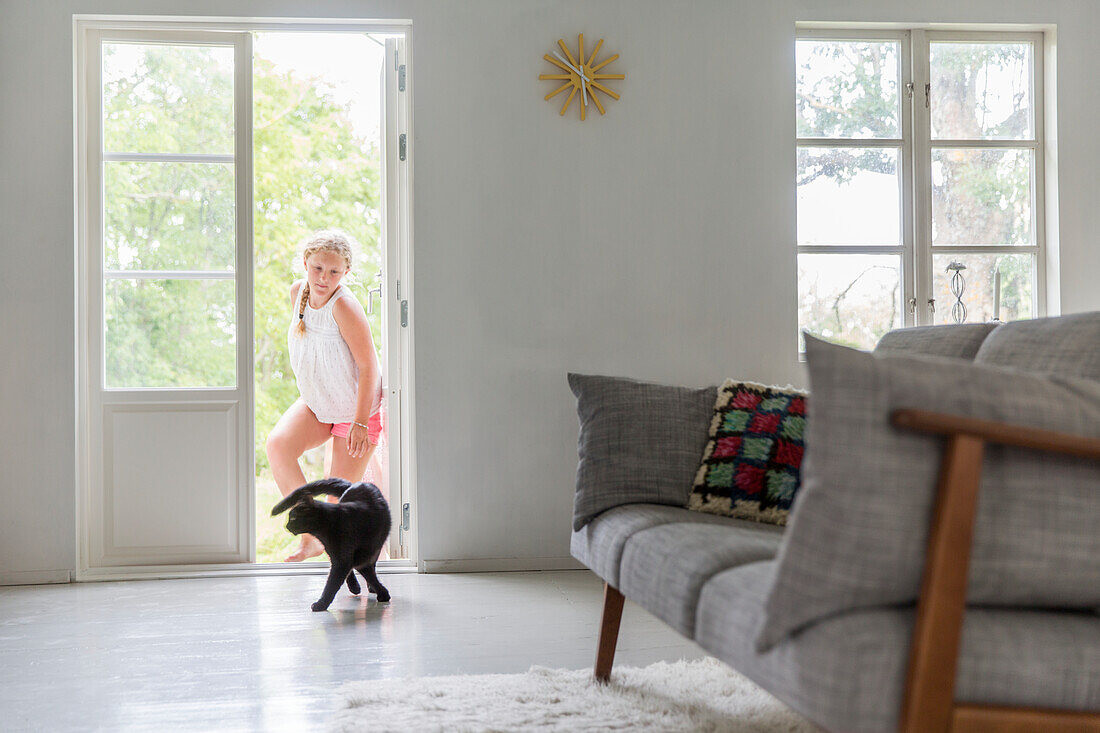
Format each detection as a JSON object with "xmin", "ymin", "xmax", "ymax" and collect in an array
[{"xmin": 687, "ymin": 379, "xmax": 808, "ymax": 526}]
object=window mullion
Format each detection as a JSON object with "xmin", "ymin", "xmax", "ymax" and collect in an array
[
  {"xmin": 910, "ymin": 30, "xmax": 934, "ymax": 326},
  {"xmin": 103, "ymin": 152, "xmax": 235, "ymax": 163},
  {"xmin": 1032, "ymin": 36, "xmax": 1047, "ymax": 318},
  {"xmin": 928, "ymin": 139, "xmax": 1039, "ymax": 149},
  {"xmin": 899, "ymin": 31, "xmax": 916, "ymax": 327},
  {"xmin": 797, "ymin": 245, "xmax": 905, "ymax": 255},
  {"xmin": 796, "ymin": 138, "xmax": 903, "ymax": 148},
  {"xmin": 103, "ymin": 270, "xmax": 236, "ymax": 279}
]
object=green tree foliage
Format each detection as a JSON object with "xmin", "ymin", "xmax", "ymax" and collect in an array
[
  {"xmin": 928, "ymin": 43, "xmax": 1034, "ymax": 323},
  {"xmin": 102, "ymin": 43, "xmax": 382, "ymax": 466},
  {"xmin": 252, "ymin": 54, "xmax": 381, "ymax": 473},
  {"xmin": 103, "ymin": 45, "xmax": 238, "ymax": 388},
  {"xmin": 797, "ymin": 41, "xmax": 898, "ymax": 186}
]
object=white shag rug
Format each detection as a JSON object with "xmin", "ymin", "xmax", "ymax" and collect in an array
[{"xmin": 331, "ymin": 658, "xmax": 817, "ymax": 732}]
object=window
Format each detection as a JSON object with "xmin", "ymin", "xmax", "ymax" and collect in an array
[
  {"xmin": 99, "ymin": 36, "xmax": 246, "ymax": 388},
  {"xmin": 796, "ymin": 30, "xmax": 1045, "ymax": 350}
]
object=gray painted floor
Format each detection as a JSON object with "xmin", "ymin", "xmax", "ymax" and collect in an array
[{"xmin": 0, "ymin": 570, "xmax": 706, "ymax": 731}]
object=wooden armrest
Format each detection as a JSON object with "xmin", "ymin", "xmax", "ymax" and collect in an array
[
  {"xmin": 893, "ymin": 408, "xmax": 1100, "ymax": 460},
  {"xmin": 892, "ymin": 408, "xmax": 1100, "ymax": 731}
]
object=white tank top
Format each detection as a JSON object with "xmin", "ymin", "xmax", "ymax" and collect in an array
[{"xmin": 287, "ymin": 283, "xmax": 360, "ymax": 424}]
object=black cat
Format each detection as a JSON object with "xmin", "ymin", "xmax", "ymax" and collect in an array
[{"xmin": 272, "ymin": 477, "xmax": 392, "ymax": 611}]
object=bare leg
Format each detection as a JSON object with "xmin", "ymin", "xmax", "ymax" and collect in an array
[
  {"xmin": 322, "ymin": 442, "xmax": 342, "ymax": 505},
  {"xmin": 265, "ymin": 399, "xmax": 332, "ymax": 561},
  {"xmin": 329, "ymin": 438, "xmax": 375, "ymax": 485},
  {"xmin": 368, "ymin": 446, "xmax": 391, "ymax": 561},
  {"xmin": 295, "ymin": 437, "xmax": 376, "ymax": 568},
  {"xmin": 285, "ymin": 433, "xmax": 377, "ymax": 563},
  {"xmin": 364, "ymin": 448, "xmax": 387, "ymax": 499},
  {"xmin": 332, "ymin": 442, "xmax": 392, "ymax": 583}
]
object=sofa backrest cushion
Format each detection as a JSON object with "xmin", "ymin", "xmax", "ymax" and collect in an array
[
  {"xmin": 756, "ymin": 335, "xmax": 1100, "ymax": 651},
  {"xmin": 974, "ymin": 312, "xmax": 1100, "ymax": 380},
  {"xmin": 873, "ymin": 323, "xmax": 1000, "ymax": 360},
  {"xmin": 568, "ymin": 373, "xmax": 717, "ymax": 531}
]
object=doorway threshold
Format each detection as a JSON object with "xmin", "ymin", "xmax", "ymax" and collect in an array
[{"xmin": 76, "ymin": 559, "xmax": 416, "ymax": 583}]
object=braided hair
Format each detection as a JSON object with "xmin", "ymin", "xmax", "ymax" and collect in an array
[{"xmin": 294, "ymin": 229, "xmax": 357, "ymax": 337}]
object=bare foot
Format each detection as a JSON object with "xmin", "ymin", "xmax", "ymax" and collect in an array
[{"xmin": 285, "ymin": 535, "xmax": 324, "ymax": 562}]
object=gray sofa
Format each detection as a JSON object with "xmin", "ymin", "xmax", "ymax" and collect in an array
[{"xmin": 569, "ymin": 314, "xmax": 1100, "ymax": 733}]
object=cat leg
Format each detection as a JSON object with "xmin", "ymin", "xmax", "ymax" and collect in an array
[
  {"xmin": 312, "ymin": 562, "xmax": 352, "ymax": 612},
  {"xmin": 357, "ymin": 559, "xmax": 390, "ymax": 603},
  {"xmin": 345, "ymin": 570, "xmax": 361, "ymax": 596},
  {"xmin": 355, "ymin": 567, "xmax": 380, "ymax": 596}
]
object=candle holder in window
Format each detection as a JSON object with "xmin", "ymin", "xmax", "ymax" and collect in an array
[{"xmin": 946, "ymin": 261, "xmax": 967, "ymax": 324}]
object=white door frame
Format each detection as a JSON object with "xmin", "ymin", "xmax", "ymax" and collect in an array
[
  {"xmin": 381, "ymin": 35, "xmax": 418, "ymax": 565},
  {"xmin": 73, "ymin": 15, "xmax": 417, "ymax": 580}
]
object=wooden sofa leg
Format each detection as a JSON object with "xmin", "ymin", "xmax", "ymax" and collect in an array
[{"xmin": 594, "ymin": 583, "xmax": 625, "ymax": 682}]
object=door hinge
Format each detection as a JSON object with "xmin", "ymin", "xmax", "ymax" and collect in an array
[
  {"xmin": 400, "ymin": 300, "xmax": 408, "ymax": 327},
  {"xmin": 401, "ymin": 502, "xmax": 410, "ymax": 532},
  {"xmin": 398, "ymin": 64, "xmax": 406, "ymax": 92},
  {"xmin": 399, "ymin": 133, "xmax": 407, "ymax": 161}
]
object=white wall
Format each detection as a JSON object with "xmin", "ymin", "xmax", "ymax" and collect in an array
[{"xmin": 2, "ymin": 0, "xmax": 1098, "ymax": 580}]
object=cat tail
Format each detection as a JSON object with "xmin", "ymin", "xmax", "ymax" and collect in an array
[{"xmin": 270, "ymin": 477, "xmax": 352, "ymax": 516}]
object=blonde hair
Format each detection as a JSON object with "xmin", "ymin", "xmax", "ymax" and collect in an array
[{"xmin": 294, "ymin": 229, "xmax": 359, "ymax": 337}]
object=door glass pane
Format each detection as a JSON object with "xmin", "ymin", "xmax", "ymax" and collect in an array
[
  {"xmin": 932, "ymin": 148, "xmax": 1031, "ymax": 246},
  {"xmin": 798, "ymin": 147, "xmax": 899, "ymax": 245},
  {"xmin": 932, "ymin": 253, "xmax": 1034, "ymax": 325},
  {"xmin": 798, "ymin": 254, "xmax": 902, "ymax": 350},
  {"xmin": 103, "ymin": 42, "xmax": 235, "ymax": 155},
  {"xmin": 105, "ymin": 279, "xmax": 236, "ymax": 388},
  {"xmin": 930, "ymin": 42, "xmax": 1032, "ymax": 140},
  {"xmin": 797, "ymin": 39, "xmax": 900, "ymax": 139},
  {"xmin": 104, "ymin": 161, "xmax": 235, "ymax": 271}
]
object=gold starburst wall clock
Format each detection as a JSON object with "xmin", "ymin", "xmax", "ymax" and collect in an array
[{"xmin": 539, "ymin": 34, "xmax": 624, "ymax": 120}]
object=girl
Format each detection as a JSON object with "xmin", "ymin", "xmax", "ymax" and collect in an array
[{"xmin": 266, "ymin": 229, "xmax": 384, "ymax": 562}]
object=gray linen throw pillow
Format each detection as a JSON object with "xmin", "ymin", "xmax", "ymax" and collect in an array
[
  {"xmin": 568, "ymin": 373, "xmax": 716, "ymax": 531},
  {"xmin": 756, "ymin": 335, "xmax": 1100, "ymax": 651}
]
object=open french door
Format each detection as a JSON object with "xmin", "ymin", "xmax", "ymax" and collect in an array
[
  {"xmin": 77, "ymin": 27, "xmax": 254, "ymax": 574},
  {"xmin": 381, "ymin": 35, "xmax": 412, "ymax": 561}
]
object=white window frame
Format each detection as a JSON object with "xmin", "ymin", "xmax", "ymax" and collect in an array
[
  {"xmin": 917, "ymin": 29, "xmax": 1046, "ymax": 324},
  {"xmin": 797, "ymin": 28, "xmax": 913, "ymax": 338},
  {"xmin": 796, "ymin": 27, "xmax": 1047, "ymax": 342}
]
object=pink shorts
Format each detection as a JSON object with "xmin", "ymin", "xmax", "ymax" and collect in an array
[{"xmin": 331, "ymin": 406, "xmax": 384, "ymax": 445}]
